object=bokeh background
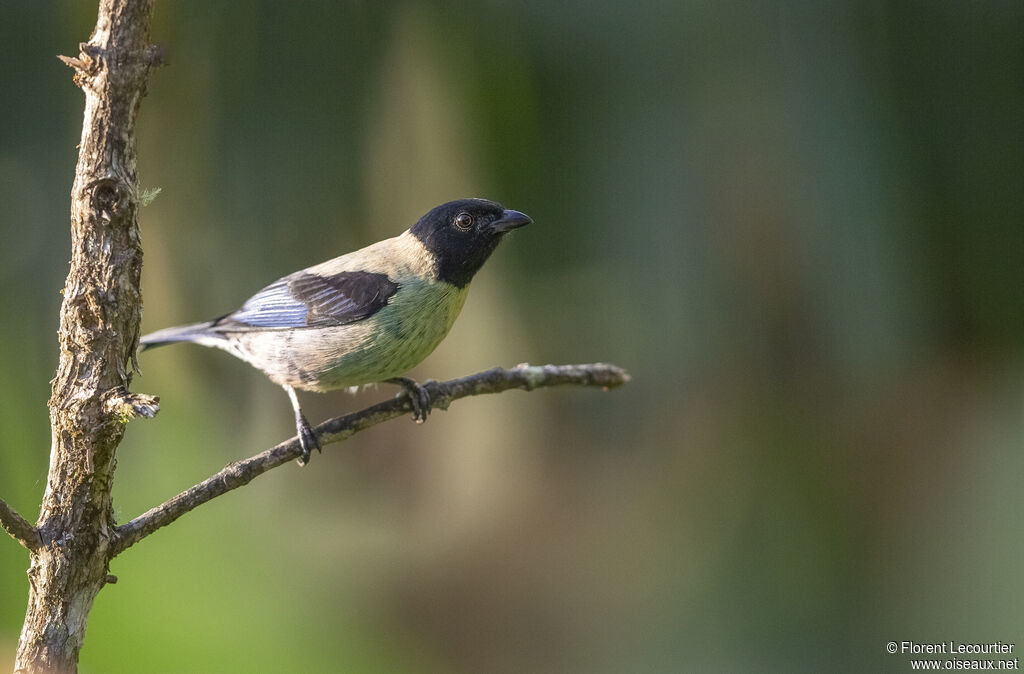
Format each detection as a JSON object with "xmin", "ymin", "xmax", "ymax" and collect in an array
[{"xmin": 2, "ymin": 2, "xmax": 1022, "ymax": 672}]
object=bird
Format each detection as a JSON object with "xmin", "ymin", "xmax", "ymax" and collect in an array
[{"xmin": 139, "ymin": 198, "xmax": 532, "ymax": 464}]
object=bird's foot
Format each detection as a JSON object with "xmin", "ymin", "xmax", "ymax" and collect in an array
[
  {"xmin": 296, "ymin": 413, "xmax": 322, "ymax": 466},
  {"xmin": 386, "ymin": 377, "xmax": 432, "ymax": 423}
]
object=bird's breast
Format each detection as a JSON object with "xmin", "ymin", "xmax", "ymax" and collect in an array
[{"xmin": 263, "ymin": 279, "xmax": 468, "ymax": 391}]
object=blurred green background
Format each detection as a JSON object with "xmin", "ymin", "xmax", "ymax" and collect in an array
[{"xmin": 2, "ymin": 2, "xmax": 1022, "ymax": 672}]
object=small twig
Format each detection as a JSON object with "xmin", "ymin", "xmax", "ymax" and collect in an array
[
  {"xmin": 0, "ymin": 497, "xmax": 42, "ymax": 551},
  {"xmin": 110, "ymin": 362, "xmax": 629, "ymax": 556},
  {"xmin": 103, "ymin": 386, "xmax": 160, "ymax": 420}
]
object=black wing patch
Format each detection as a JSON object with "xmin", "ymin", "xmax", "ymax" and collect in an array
[
  {"xmin": 214, "ymin": 270, "xmax": 399, "ymax": 330},
  {"xmin": 289, "ymin": 271, "xmax": 399, "ymax": 327}
]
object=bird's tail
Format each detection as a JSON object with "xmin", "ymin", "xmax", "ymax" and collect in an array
[{"xmin": 138, "ymin": 321, "xmax": 225, "ymax": 351}]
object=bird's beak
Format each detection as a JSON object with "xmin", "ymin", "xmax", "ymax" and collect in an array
[{"xmin": 490, "ymin": 209, "xmax": 532, "ymax": 233}]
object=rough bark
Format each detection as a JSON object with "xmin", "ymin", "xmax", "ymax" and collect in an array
[{"xmin": 14, "ymin": 1, "xmax": 159, "ymax": 672}]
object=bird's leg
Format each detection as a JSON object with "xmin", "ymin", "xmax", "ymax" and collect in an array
[
  {"xmin": 386, "ymin": 376, "xmax": 431, "ymax": 423},
  {"xmin": 284, "ymin": 385, "xmax": 320, "ymax": 465}
]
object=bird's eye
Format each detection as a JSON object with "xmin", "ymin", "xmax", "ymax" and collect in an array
[{"xmin": 454, "ymin": 212, "xmax": 474, "ymax": 230}]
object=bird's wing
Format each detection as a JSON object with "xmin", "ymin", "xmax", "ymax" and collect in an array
[{"xmin": 213, "ymin": 270, "xmax": 400, "ymax": 330}]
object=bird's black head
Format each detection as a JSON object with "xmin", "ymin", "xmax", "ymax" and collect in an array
[{"xmin": 410, "ymin": 198, "xmax": 531, "ymax": 288}]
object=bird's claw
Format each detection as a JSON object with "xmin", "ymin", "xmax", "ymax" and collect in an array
[
  {"xmin": 410, "ymin": 384, "xmax": 431, "ymax": 423},
  {"xmin": 296, "ymin": 414, "xmax": 321, "ymax": 466},
  {"xmin": 387, "ymin": 377, "xmax": 432, "ymax": 423}
]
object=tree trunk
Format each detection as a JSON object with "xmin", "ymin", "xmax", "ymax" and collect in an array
[{"xmin": 14, "ymin": 1, "xmax": 157, "ymax": 671}]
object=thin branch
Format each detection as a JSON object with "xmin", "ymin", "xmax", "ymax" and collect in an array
[
  {"xmin": 110, "ymin": 362, "xmax": 629, "ymax": 556},
  {"xmin": 0, "ymin": 497, "xmax": 42, "ymax": 551}
]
